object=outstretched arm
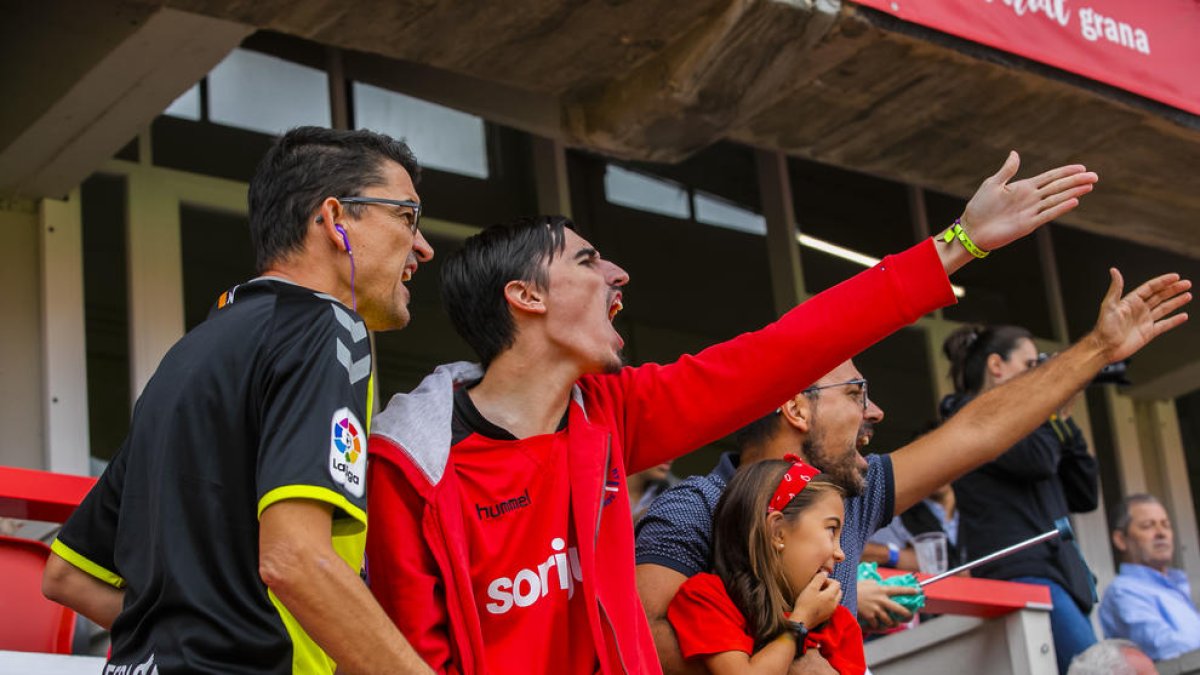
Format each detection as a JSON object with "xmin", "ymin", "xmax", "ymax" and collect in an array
[
  {"xmin": 936, "ymin": 152, "xmax": 1097, "ymax": 275},
  {"xmin": 892, "ymin": 269, "xmax": 1190, "ymax": 514},
  {"xmin": 614, "ymin": 153, "xmax": 1097, "ymax": 474}
]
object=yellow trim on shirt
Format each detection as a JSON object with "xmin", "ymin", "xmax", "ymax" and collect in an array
[
  {"xmin": 366, "ymin": 374, "xmax": 375, "ymax": 432},
  {"xmin": 50, "ymin": 539, "xmax": 126, "ymax": 589},
  {"xmin": 257, "ymin": 484, "xmax": 367, "ymax": 528},
  {"xmin": 268, "ymin": 587, "xmax": 339, "ymax": 675},
  {"xmin": 258, "ymin": 486, "xmax": 368, "ymax": 675}
]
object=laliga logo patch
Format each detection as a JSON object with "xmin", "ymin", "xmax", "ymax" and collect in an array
[{"xmin": 329, "ymin": 408, "xmax": 365, "ymax": 498}]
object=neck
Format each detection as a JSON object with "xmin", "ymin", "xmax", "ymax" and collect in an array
[
  {"xmin": 741, "ymin": 431, "xmax": 807, "ymax": 465},
  {"xmin": 1132, "ymin": 560, "xmax": 1171, "ymax": 575},
  {"xmin": 262, "ymin": 253, "xmax": 351, "ymax": 309},
  {"xmin": 469, "ymin": 345, "xmax": 582, "ymax": 439}
]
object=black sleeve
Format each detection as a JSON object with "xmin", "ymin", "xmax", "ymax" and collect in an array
[
  {"xmin": 53, "ymin": 444, "xmax": 129, "ymax": 588},
  {"xmin": 1053, "ymin": 416, "xmax": 1100, "ymax": 513},
  {"xmin": 255, "ymin": 299, "xmax": 372, "ymax": 527}
]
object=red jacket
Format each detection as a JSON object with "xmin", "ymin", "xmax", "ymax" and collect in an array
[{"xmin": 366, "ymin": 240, "xmax": 954, "ymax": 674}]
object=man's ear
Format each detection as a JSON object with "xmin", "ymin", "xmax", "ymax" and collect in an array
[
  {"xmin": 779, "ymin": 394, "xmax": 812, "ymax": 434},
  {"xmin": 314, "ymin": 197, "xmax": 348, "ymax": 252},
  {"xmin": 503, "ymin": 280, "xmax": 546, "ymax": 315},
  {"xmin": 1112, "ymin": 529, "xmax": 1128, "ymax": 554}
]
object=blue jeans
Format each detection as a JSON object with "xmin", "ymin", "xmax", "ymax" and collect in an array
[{"xmin": 1012, "ymin": 576, "xmax": 1097, "ymax": 674}]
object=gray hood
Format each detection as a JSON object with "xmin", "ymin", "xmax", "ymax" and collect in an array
[{"xmin": 371, "ymin": 361, "xmax": 483, "ymax": 486}]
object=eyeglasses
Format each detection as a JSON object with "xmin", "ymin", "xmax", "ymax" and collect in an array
[
  {"xmin": 802, "ymin": 378, "xmax": 869, "ymax": 412},
  {"xmin": 338, "ymin": 196, "xmax": 422, "ymax": 234}
]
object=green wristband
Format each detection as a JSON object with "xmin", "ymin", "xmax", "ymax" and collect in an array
[{"xmin": 942, "ymin": 217, "xmax": 990, "ymax": 259}]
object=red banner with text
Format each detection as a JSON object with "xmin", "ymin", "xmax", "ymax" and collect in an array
[{"xmin": 849, "ymin": 0, "xmax": 1200, "ymax": 116}]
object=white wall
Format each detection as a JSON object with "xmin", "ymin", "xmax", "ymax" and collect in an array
[{"xmin": 0, "ymin": 201, "xmax": 46, "ymax": 469}]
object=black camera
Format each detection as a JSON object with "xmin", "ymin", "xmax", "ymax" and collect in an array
[{"xmin": 1038, "ymin": 353, "xmax": 1131, "ymax": 386}]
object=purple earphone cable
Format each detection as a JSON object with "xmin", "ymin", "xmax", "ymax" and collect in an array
[
  {"xmin": 348, "ymin": 249, "xmax": 356, "ymax": 312},
  {"xmin": 335, "ymin": 224, "xmax": 356, "ymax": 312}
]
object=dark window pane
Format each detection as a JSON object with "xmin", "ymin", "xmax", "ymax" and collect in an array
[
  {"xmin": 180, "ymin": 206, "xmax": 255, "ymax": 332},
  {"xmin": 1175, "ymin": 390, "xmax": 1200, "ymax": 541},
  {"xmin": 788, "ymin": 157, "xmax": 915, "ymax": 293},
  {"xmin": 82, "ymin": 174, "xmax": 130, "ymax": 461},
  {"xmin": 927, "ymin": 190, "xmax": 1053, "ymax": 339},
  {"xmin": 856, "ymin": 327, "xmax": 936, "ymax": 456}
]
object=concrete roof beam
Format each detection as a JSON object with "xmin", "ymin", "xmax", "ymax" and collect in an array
[
  {"xmin": 563, "ymin": 0, "xmax": 847, "ymax": 162},
  {"xmin": 0, "ymin": 4, "xmax": 251, "ymax": 199}
]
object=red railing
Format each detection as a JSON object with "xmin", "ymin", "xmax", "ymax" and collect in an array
[
  {"xmin": 0, "ymin": 465, "xmax": 1052, "ymax": 621},
  {"xmin": 0, "ymin": 466, "xmax": 97, "ymax": 524},
  {"xmin": 877, "ymin": 567, "xmax": 1052, "ymax": 619}
]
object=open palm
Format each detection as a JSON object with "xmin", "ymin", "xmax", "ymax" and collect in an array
[
  {"xmin": 962, "ymin": 152, "xmax": 1099, "ymax": 252},
  {"xmin": 1093, "ymin": 269, "xmax": 1191, "ymax": 363}
]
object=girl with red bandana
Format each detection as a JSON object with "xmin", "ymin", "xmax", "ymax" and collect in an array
[{"xmin": 668, "ymin": 456, "xmax": 866, "ymax": 675}]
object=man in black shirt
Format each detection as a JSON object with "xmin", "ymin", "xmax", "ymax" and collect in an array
[{"xmin": 42, "ymin": 127, "xmax": 435, "ymax": 674}]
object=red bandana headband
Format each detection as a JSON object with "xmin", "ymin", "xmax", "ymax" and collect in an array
[{"xmin": 767, "ymin": 454, "xmax": 821, "ymax": 513}]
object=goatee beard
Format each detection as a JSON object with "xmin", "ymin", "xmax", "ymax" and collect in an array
[{"xmin": 803, "ymin": 437, "xmax": 865, "ymax": 497}]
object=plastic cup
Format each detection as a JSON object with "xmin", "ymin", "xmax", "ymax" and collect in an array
[{"xmin": 913, "ymin": 532, "xmax": 948, "ymax": 575}]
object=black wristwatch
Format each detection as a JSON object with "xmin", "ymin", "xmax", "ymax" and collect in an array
[{"xmin": 786, "ymin": 620, "xmax": 809, "ymax": 655}]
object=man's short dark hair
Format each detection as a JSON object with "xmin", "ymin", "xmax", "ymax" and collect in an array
[
  {"xmin": 735, "ymin": 413, "xmax": 782, "ymax": 453},
  {"xmin": 441, "ymin": 215, "xmax": 571, "ymax": 366},
  {"xmin": 1109, "ymin": 493, "xmax": 1162, "ymax": 533},
  {"xmin": 734, "ymin": 390, "xmax": 820, "ymax": 453},
  {"xmin": 247, "ymin": 126, "xmax": 421, "ymax": 272}
]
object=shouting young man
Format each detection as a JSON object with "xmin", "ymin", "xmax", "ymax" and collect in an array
[{"xmin": 366, "ymin": 154, "xmax": 1111, "ymax": 674}]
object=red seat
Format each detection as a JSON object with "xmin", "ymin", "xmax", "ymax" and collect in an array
[{"xmin": 0, "ymin": 535, "xmax": 76, "ymax": 654}]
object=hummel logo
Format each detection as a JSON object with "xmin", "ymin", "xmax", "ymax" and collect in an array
[
  {"xmin": 325, "ymin": 302, "xmax": 371, "ymax": 384},
  {"xmin": 330, "ymin": 304, "xmax": 368, "ymax": 343},
  {"xmin": 336, "ymin": 340, "xmax": 371, "ymax": 385},
  {"xmin": 476, "ymin": 489, "xmax": 532, "ymax": 520}
]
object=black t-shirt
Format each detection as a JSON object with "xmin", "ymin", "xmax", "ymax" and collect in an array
[{"xmin": 54, "ymin": 279, "xmax": 373, "ymax": 674}]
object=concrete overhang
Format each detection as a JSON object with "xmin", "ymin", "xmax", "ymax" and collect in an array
[
  {"xmin": 4, "ymin": 0, "xmax": 1198, "ymax": 396},
  {"xmin": 8, "ymin": 0, "xmax": 1196, "ymax": 255}
]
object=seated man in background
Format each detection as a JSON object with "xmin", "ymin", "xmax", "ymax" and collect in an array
[
  {"xmin": 866, "ymin": 481, "xmax": 965, "ymax": 574},
  {"xmin": 1100, "ymin": 494, "xmax": 1200, "ymax": 661}
]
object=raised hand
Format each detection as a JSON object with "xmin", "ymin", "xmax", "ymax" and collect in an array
[
  {"xmin": 1092, "ymin": 269, "xmax": 1191, "ymax": 362},
  {"xmin": 959, "ymin": 151, "xmax": 1098, "ymax": 252}
]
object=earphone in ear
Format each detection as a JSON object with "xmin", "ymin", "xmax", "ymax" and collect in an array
[{"xmin": 335, "ymin": 224, "xmax": 352, "ymax": 255}]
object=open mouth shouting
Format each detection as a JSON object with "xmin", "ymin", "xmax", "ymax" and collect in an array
[
  {"xmin": 856, "ymin": 423, "xmax": 874, "ymax": 451},
  {"xmin": 608, "ymin": 292, "xmax": 624, "ymax": 321}
]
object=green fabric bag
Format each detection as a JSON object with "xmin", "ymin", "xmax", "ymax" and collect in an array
[{"xmin": 856, "ymin": 561, "xmax": 926, "ymax": 617}]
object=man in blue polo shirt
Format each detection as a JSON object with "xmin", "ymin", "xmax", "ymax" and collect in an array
[{"xmin": 1100, "ymin": 494, "xmax": 1200, "ymax": 662}]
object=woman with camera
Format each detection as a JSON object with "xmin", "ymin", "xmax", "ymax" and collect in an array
[{"xmin": 941, "ymin": 324, "xmax": 1100, "ymax": 674}]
